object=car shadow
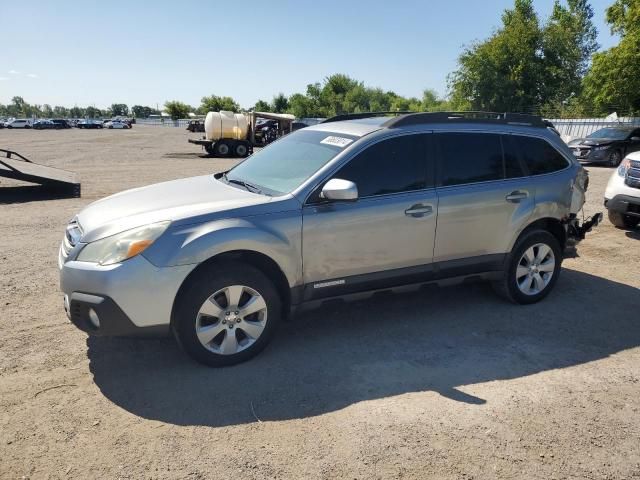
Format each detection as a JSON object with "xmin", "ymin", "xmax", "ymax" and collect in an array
[
  {"xmin": 87, "ymin": 268, "xmax": 640, "ymax": 427},
  {"xmin": 0, "ymin": 185, "xmax": 76, "ymax": 204}
]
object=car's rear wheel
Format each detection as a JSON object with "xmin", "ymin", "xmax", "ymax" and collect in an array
[
  {"xmin": 173, "ymin": 261, "xmax": 281, "ymax": 366},
  {"xmin": 608, "ymin": 210, "xmax": 640, "ymax": 229},
  {"xmin": 234, "ymin": 143, "xmax": 249, "ymax": 157},
  {"xmin": 608, "ymin": 149, "xmax": 622, "ymax": 167},
  {"xmin": 493, "ymin": 230, "xmax": 562, "ymax": 304}
]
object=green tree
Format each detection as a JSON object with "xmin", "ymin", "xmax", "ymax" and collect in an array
[
  {"xmin": 583, "ymin": 0, "xmax": 640, "ymax": 114},
  {"xmin": 110, "ymin": 103, "xmax": 129, "ymax": 116},
  {"xmin": 164, "ymin": 101, "xmax": 190, "ymax": 120},
  {"xmin": 85, "ymin": 106, "xmax": 100, "ymax": 118},
  {"xmin": 69, "ymin": 106, "xmax": 83, "ymax": 118},
  {"xmin": 272, "ymin": 93, "xmax": 289, "ymax": 113},
  {"xmin": 541, "ymin": 0, "xmax": 599, "ymax": 105},
  {"xmin": 448, "ymin": 0, "xmax": 543, "ymax": 112},
  {"xmin": 253, "ymin": 99, "xmax": 272, "ymax": 112},
  {"xmin": 131, "ymin": 105, "xmax": 156, "ymax": 118},
  {"xmin": 199, "ymin": 95, "xmax": 239, "ymax": 114}
]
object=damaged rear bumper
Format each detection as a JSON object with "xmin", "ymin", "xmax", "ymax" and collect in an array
[{"xmin": 566, "ymin": 212, "xmax": 603, "ymax": 242}]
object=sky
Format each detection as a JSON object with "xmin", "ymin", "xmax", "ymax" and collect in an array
[{"xmin": 0, "ymin": 0, "xmax": 619, "ymax": 110}]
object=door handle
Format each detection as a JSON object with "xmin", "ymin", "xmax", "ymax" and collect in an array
[
  {"xmin": 405, "ymin": 204, "xmax": 433, "ymax": 217},
  {"xmin": 505, "ymin": 191, "xmax": 529, "ymax": 203}
]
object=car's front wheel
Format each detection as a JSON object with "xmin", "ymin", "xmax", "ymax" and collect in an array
[
  {"xmin": 494, "ymin": 230, "xmax": 562, "ymax": 304},
  {"xmin": 608, "ymin": 149, "xmax": 622, "ymax": 167},
  {"xmin": 173, "ymin": 261, "xmax": 281, "ymax": 366}
]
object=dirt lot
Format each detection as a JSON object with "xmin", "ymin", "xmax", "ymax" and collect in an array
[{"xmin": 1, "ymin": 126, "xmax": 639, "ymax": 479}]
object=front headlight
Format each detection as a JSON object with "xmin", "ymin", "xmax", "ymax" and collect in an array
[
  {"xmin": 618, "ymin": 158, "xmax": 631, "ymax": 177},
  {"xmin": 77, "ymin": 221, "xmax": 170, "ymax": 266}
]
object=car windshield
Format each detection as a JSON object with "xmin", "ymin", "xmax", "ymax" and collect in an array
[
  {"xmin": 587, "ymin": 128, "xmax": 631, "ymax": 140},
  {"xmin": 224, "ymin": 130, "xmax": 357, "ymax": 195}
]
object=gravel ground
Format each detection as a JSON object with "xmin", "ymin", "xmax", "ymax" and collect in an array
[{"xmin": 0, "ymin": 126, "xmax": 639, "ymax": 480}]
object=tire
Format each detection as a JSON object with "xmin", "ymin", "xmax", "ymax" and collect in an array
[
  {"xmin": 608, "ymin": 210, "xmax": 640, "ymax": 229},
  {"xmin": 173, "ymin": 261, "xmax": 281, "ymax": 367},
  {"xmin": 234, "ymin": 143, "xmax": 249, "ymax": 158},
  {"xmin": 608, "ymin": 149, "xmax": 622, "ymax": 167},
  {"xmin": 493, "ymin": 230, "xmax": 562, "ymax": 304},
  {"xmin": 214, "ymin": 141, "xmax": 231, "ymax": 157}
]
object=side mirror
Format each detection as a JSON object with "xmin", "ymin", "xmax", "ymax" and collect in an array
[
  {"xmin": 630, "ymin": 137, "xmax": 640, "ymax": 142},
  {"xmin": 320, "ymin": 178, "xmax": 358, "ymax": 202}
]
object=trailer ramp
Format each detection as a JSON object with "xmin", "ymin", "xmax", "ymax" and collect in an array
[{"xmin": 0, "ymin": 149, "xmax": 80, "ymax": 198}]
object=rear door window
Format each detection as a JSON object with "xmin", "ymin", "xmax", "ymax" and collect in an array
[
  {"xmin": 515, "ymin": 136, "xmax": 568, "ymax": 175},
  {"xmin": 436, "ymin": 133, "xmax": 504, "ymax": 186}
]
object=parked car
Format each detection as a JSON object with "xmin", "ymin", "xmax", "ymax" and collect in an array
[
  {"xmin": 51, "ymin": 118, "xmax": 72, "ymax": 129},
  {"xmin": 568, "ymin": 126, "xmax": 640, "ymax": 166},
  {"xmin": 33, "ymin": 120, "xmax": 56, "ymax": 130},
  {"xmin": 76, "ymin": 120, "xmax": 103, "ymax": 129},
  {"xmin": 186, "ymin": 120, "xmax": 205, "ymax": 133},
  {"xmin": 59, "ymin": 112, "xmax": 600, "ymax": 366},
  {"xmin": 5, "ymin": 119, "xmax": 32, "ymax": 129},
  {"xmin": 604, "ymin": 150, "xmax": 640, "ymax": 229},
  {"xmin": 104, "ymin": 120, "xmax": 132, "ymax": 129}
]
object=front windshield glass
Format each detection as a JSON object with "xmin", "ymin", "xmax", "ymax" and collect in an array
[
  {"xmin": 587, "ymin": 128, "xmax": 630, "ymax": 140},
  {"xmin": 225, "ymin": 130, "xmax": 357, "ymax": 195}
]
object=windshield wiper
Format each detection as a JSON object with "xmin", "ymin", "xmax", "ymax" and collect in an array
[{"xmin": 223, "ymin": 174, "xmax": 264, "ymax": 195}]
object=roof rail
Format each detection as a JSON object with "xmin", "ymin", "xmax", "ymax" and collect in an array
[
  {"xmin": 383, "ymin": 111, "xmax": 546, "ymax": 128},
  {"xmin": 321, "ymin": 111, "xmax": 546, "ymax": 128},
  {"xmin": 321, "ymin": 111, "xmax": 413, "ymax": 124}
]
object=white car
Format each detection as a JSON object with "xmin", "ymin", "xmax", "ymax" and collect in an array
[
  {"xmin": 105, "ymin": 120, "xmax": 131, "ymax": 129},
  {"xmin": 5, "ymin": 119, "xmax": 32, "ymax": 129},
  {"xmin": 604, "ymin": 150, "xmax": 640, "ymax": 229}
]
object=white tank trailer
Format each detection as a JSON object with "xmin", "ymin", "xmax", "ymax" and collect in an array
[{"xmin": 188, "ymin": 111, "xmax": 296, "ymax": 158}]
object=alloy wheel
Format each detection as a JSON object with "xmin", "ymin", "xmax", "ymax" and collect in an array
[
  {"xmin": 515, "ymin": 243, "xmax": 556, "ymax": 295},
  {"xmin": 195, "ymin": 285, "xmax": 268, "ymax": 355}
]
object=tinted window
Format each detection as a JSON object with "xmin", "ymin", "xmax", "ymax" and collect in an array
[
  {"xmin": 516, "ymin": 136, "xmax": 568, "ymax": 175},
  {"xmin": 503, "ymin": 136, "xmax": 526, "ymax": 178},
  {"xmin": 438, "ymin": 133, "xmax": 504, "ymax": 186},
  {"xmin": 332, "ymin": 134, "xmax": 429, "ymax": 197}
]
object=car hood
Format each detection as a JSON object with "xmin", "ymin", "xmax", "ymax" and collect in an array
[
  {"xmin": 76, "ymin": 174, "xmax": 272, "ymax": 242},
  {"xmin": 569, "ymin": 138, "xmax": 617, "ymax": 147}
]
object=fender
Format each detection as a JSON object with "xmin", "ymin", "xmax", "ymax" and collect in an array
[{"xmin": 143, "ymin": 212, "xmax": 303, "ymax": 289}]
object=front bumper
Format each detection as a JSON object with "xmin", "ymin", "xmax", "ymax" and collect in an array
[
  {"xmin": 571, "ymin": 147, "xmax": 609, "ymax": 163},
  {"xmin": 60, "ymin": 254, "xmax": 195, "ymax": 336},
  {"xmin": 605, "ymin": 194, "xmax": 640, "ymax": 217},
  {"xmin": 63, "ymin": 292, "xmax": 168, "ymax": 336}
]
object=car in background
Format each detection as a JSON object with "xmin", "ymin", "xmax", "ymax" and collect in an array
[
  {"xmin": 51, "ymin": 119, "xmax": 72, "ymax": 129},
  {"xmin": 105, "ymin": 120, "xmax": 132, "ymax": 129},
  {"xmin": 568, "ymin": 126, "xmax": 640, "ymax": 166},
  {"xmin": 604, "ymin": 151, "xmax": 640, "ymax": 229},
  {"xmin": 77, "ymin": 120, "xmax": 104, "ymax": 129},
  {"xmin": 5, "ymin": 119, "xmax": 32, "ymax": 129},
  {"xmin": 33, "ymin": 120, "xmax": 56, "ymax": 130}
]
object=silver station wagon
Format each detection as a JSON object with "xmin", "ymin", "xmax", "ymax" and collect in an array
[{"xmin": 59, "ymin": 112, "xmax": 601, "ymax": 366}]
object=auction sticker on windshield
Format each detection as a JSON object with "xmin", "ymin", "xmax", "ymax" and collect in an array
[{"xmin": 320, "ymin": 136, "xmax": 354, "ymax": 148}]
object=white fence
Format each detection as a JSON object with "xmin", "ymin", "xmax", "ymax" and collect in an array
[{"xmin": 548, "ymin": 117, "xmax": 640, "ymax": 140}]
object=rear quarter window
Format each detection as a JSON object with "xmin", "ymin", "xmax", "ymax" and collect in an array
[{"xmin": 515, "ymin": 136, "xmax": 568, "ymax": 175}]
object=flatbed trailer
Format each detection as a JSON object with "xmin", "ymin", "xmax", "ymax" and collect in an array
[{"xmin": 0, "ymin": 149, "xmax": 81, "ymax": 198}]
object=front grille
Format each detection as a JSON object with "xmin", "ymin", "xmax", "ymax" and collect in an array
[{"xmin": 625, "ymin": 160, "xmax": 640, "ymax": 189}]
